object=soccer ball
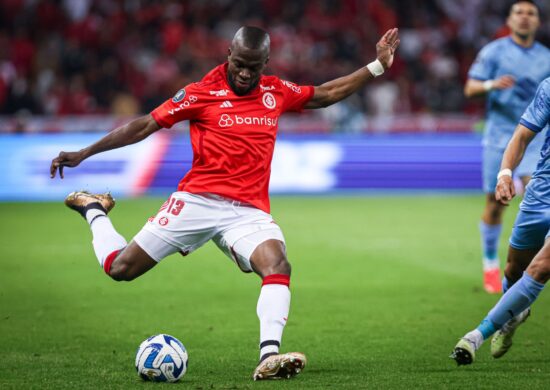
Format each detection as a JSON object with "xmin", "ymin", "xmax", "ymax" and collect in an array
[{"xmin": 135, "ymin": 334, "xmax": 188, "ymax": 382}]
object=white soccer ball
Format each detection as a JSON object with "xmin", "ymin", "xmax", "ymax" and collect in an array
[{"xmin": 135, "ymin": 334, "xmax": 188, "ymax": 382}]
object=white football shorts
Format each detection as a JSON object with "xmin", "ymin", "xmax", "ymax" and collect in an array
[{"xmin": 133, "ymin": 192, "xmax": 285, "ymax": 272}]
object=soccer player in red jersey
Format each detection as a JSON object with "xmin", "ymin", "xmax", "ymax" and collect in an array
[{"xmin": 50, "ymin": 26, "xmax": 400, "ymax": 380}]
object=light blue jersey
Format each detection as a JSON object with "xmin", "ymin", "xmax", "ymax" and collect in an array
[
  {"xmin": 509, "ymin": 78, "xmax": 550, "ymax": 250},
  {"xmin": 519, "ymin": 78, "xmax": 550, "ymax": 210},
  {"xmin": 469, "ymin": 37, "xmax": 550, "ymax": 149}
]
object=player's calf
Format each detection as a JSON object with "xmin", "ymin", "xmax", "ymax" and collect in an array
[{"xmin": 106, "ymin": 241, "xmax": 158, "ymax": 281}]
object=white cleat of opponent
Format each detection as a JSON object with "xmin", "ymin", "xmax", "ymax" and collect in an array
[
  {"xmin": 491, "ymin": 308, "xmax": 530, "ymax": 358},
  {"xmin": 252, "ymin": 352, "xmax": 306, "ymax": 380}
]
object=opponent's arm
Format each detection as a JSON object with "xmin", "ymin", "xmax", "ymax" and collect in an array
[
  {"xmin": 305, "ymin": 28, "xmax": 400, "ymax": 109},
  {"xmin": 464, "ymin": 75, "xmax": 515, "ymax": 98},
  {"xmin": 50, "ymin": 114, "xmax": 161, "ymax": 179},
  {"xmin": 495, "ymin": 124, "xmax": 537, "ymax": 205}
]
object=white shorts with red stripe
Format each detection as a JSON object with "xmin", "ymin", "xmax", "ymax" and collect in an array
[{"xmin": 133, "ymin": 192, "xmax": 285, "ymax": 272}]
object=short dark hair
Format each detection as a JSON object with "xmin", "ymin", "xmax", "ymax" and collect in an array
[
  {"xmin": 233, "ymin": 26, "xmax": 270, "ymax": 51},
  {"xmin": 508, "ymin": 0, "xmax": 540, "ymax": 16}
]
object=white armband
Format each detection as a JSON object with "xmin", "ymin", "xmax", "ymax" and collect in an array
[
  {"xmin": 483, "ymin": 80, "xmax": 494, "ymax": 91},
  {"xmin": 366, "ymin": 59, "xmax": 385, "ymax": 77},
  {"xmin": 497, "ymin": 168, "xmax": 512, "ymax": 179}
]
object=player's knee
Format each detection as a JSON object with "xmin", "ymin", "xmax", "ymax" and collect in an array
[
  {"xmin": 504, "ymin": 263, "xmax": 523, "ymax": 284},
  {"xmin": 486, "ymin": 203, "xmax": 503, "ymax": 220},
  {"xmin": 108, "ymin": 259, "xmax": 137, "ymax": 281},
  {"xmin": 528, "ymin": 260, "xmax": 550, "ymax": 283},
  {"xmin": 269, "ymin": 255, "xmax": 291, "ymax": 276}
]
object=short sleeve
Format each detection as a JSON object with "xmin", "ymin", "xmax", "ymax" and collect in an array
[
  {"xmin": 520, "ymin": 78, "xmax": 550, "ymax": 133},
  {"xmin": 150, "ymin": 83, "xmax": 205, "ymax": 128},
  {"xmin": 279, "ymin": 80, "xmax": 314, "ymax": 113},
  {"xmin": 468, "ymin": 44, "xmax": 497, "ymax": 81}
]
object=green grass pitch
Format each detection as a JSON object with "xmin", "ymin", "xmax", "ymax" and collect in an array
[{"xmin": 1, "ymin": 195, "xmax": 550, "ymax": 389}]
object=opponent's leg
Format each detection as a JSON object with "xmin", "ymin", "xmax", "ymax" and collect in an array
[
  {"xmin": 503, "ymin": 246, "xmax": 538, "ymax": 287},
  {"xmin": 490, "ymin": 246, "xmax": 537, "ymax": 358},
  {"xmin": 247, "ymin": 239, "xmax": 305, "ymax": 380},
  {"xmin": 480, "ymin": 194, "xmax": 505, "ymax": 293},
  {"xmin": 451, "ymin": 241, "xmax": 550, "ymax": 365}
]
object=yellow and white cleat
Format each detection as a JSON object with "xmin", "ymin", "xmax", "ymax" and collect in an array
[
  {"xmin": 450, "ymin": 338, "xmax": 475, "ymax": 366},
  {"xmin": 491, "ymin": 308, "xmax": 530, "ymax": 359},
  {"xmin": 252, "ymin": 352, "xmax": 306, "ymax": 380}
]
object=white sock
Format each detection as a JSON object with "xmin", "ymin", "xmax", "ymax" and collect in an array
[
  {"xmin": 483, "ymin": 258, "xmax": 500, "ymax": 271},
  {"xmin": 257, "ymin": 284, "xmax": 290, "ymax": 360},
  {"xmin": 88, "ymin": 213, "xmax": 127, "ymax": 267},
  {"xmin": 464, "ymin": 329, "xmax": 484, "ymax": 350}
]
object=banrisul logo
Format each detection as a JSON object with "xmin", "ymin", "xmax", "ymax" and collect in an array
[
  {"xmin": 218, "ymin": 114, "xmax": 278, "ymax": 127},
  {"xmin": 172, "ymin": 89, "xmax": 186, "ymax": 103}
]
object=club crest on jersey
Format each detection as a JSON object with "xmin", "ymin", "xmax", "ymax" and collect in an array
[
  {"xmin": 172, "ymin": 89, "xmax": 186, "ymax": 103},
  {"xmin": 262, "ymin": 92, "xmax": 276, "ymax": 109},
  {"xmin": 159, "ymin": 216, "xmax": 169, "ymax": 226}
]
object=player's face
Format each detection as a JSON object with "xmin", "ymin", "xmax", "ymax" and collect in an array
[
  {"xmin": 507, "ymin": 2, "xmax": 540, "ymax": 39},
  {"xmin": 227, "ymin": 46, "xmax": 268, "ymax": 96}
]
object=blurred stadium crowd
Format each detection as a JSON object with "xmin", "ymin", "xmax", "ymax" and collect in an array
[{"xmin": 1, "ymin": 0, "xmax": 549, "ymax": 122}]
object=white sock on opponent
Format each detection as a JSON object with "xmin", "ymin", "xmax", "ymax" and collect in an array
[{"xmin": 257, "ymin": 274, "xmax": 291, "ymax": 361}]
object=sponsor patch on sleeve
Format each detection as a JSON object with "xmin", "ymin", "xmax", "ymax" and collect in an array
[
  {"xmin": 172, "ymin": 89, "xmax": 186, "ymax": 103},
  {"xmin": 281, "ymin": 80, "xmax": 302, "ymax": 93}
]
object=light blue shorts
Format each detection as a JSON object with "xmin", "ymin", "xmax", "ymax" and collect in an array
[
  {"xmin": 509, "ymin": 208, "xmax": 550, "ymax": 250},
  {"xmin": 483, "ymin": 140, "xmax": 543, "ymax": 193}
]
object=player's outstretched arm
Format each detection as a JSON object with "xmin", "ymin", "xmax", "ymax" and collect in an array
[
  {"xmin": 305, "ymin": 28, "xmax": 400, "ymax": 109},
  {"xmin": 495, "ymin": 124, "xmax": 536, "ymax": 205},
  {"xmin": 50, "ymin": 114, "xmax": 161, "ymax": 179},
  {"xmin": 464, "ymin": 75, "xmax": 515, "ymax": 98}
]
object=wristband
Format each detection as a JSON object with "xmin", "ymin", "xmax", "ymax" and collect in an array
[
  {"xmin": 366, "ymin": 59, "xmax": 385, "ymax": 77},
  {"xmin": 497, "ymin": 168, "xmax": 512, "ymax": 179},
  {"xmin": 483, "ymin": 80, "xmax": 494, "ymax": 91}
]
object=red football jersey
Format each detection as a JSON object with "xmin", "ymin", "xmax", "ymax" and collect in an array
[{"xmin": 151, "ymin": 63, "xmax": 314, "ymax": 213}]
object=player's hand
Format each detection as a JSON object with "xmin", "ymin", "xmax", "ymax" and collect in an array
[
  {"xmin": 50, "ymin": 151, "xmax": 85, "ymax": 179},
  {"xmin": 492, "ymin": 75, "xmax": 515, "ymax": 90},
  {"xmin": 495, "ymin": 175, "xmax": 516, "ymax": 205},
  {"xmin": 376, "ymin": 28, "xmax": 400, "ymax": 69}
]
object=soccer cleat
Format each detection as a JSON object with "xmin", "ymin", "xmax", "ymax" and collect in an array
[
  {"xmin": 491, "ymin": 308, "xmax": 530, "ymax": 359},
  {"xmin": 252, "ymin": 352, "xmax": 306, "ymax": 380},
  {"xmin": 450, "ymin": 338, "xmax": 475, "ymax": 366},
  {"xmin": 483, "ymin": 268, "xmax": 502, "ymax": 294},
  {"xmin": 65, "ymin": 191, "xmax": 116, "ymax": 218}
]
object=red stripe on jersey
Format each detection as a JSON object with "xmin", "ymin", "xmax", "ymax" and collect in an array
[
  {"xmin": 103, "ymin": 249, "xmax": 121, "ymax": 275},
  {"xmin": 262, "ymin": 273, "xmax": 290, "ymax": 287}
]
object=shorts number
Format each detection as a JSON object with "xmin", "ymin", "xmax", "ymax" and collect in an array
[{"xmin": 167, "ymin": 198, "xmax": 185, "ymax": 216}]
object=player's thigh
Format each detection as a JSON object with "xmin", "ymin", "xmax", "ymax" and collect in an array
[
  {"xmin": 509, "ymin": 209, "xmax": 550, "ymax": 251},
  {"xmin": 212, "ymin": 220, "xmax": 286, "ymax": 274},
  {"xmin": 136, "ymin": 192, "xmax": 220, "ymax": 262},
  {"xmin": 482, "ymin": 145, "xmax": 504, "ymax": 193}
]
